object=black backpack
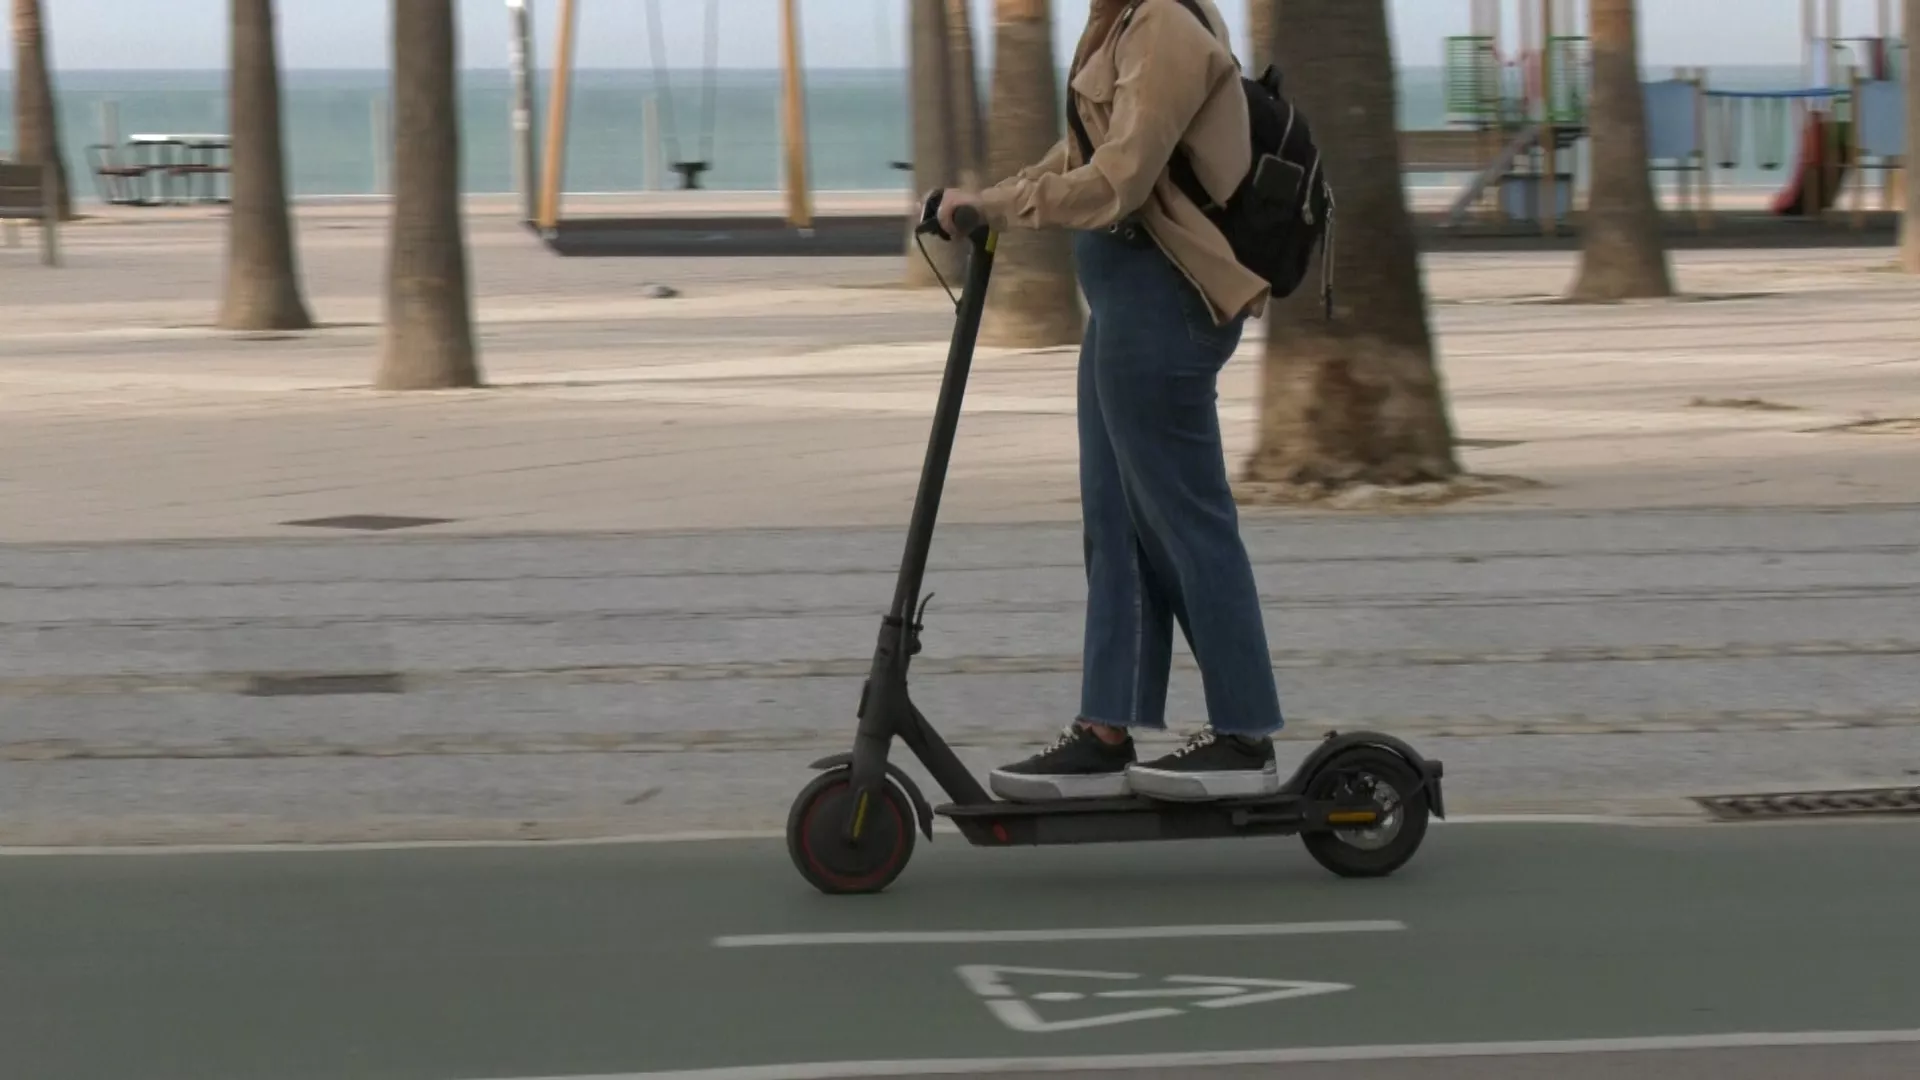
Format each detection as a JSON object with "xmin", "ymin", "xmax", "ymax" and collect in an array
[{"xmin": 1067, "ymin": 0, "xmax": 1335, "ymax": 317}]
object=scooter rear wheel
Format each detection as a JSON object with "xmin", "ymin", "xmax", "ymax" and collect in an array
[
  {"xmin": 1301, "ymin": 747, "xmax": 1431, "ymax": 879},
  {"xmin": 787, "ymin": 768, "xmax": 916, "ymax": 895}
]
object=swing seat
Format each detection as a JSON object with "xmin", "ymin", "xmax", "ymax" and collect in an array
[{"xmin": 670, "ymin": 161, "xmax": 711, "ymax": 190}]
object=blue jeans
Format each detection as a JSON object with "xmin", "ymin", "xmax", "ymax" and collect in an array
[{"xmin": 1072, "ymin": 227, "xmax": 1285, "ymax": 737}]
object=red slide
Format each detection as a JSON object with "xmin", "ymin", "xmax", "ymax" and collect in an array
[{"xmin": 1771, "ymin": 113, "xmax": 1849, "ymax": 216}]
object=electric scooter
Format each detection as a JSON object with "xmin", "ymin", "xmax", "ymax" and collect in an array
[{"xmin": 785, "ymin": 192, "xmax": 1446, "ymax": 895}]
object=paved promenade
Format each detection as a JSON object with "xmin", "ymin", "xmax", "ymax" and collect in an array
[
  {"xmin": 4, "ymin": 205, "xmax": 1915, "ymax": 539},
  {"xmin": 2, "ymin": 205, "xmax": 1917, "ymax": 844}
]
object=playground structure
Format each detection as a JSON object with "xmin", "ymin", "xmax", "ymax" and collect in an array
[
  {"xmin": 1428, "ymin": 0, "xmax": 1591, "ymax": 233},
  {"xmin": 1432, "ymin": 0, "xmax": 1911, "ymax": 235}
]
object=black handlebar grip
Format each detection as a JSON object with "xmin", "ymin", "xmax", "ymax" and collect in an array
[{"xmin": 950, "ymin": 204, "xmax": 985, "ymax": 237}]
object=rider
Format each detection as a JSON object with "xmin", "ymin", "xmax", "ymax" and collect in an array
[{"xmin": 936, "ymin": 0, "xmax": 1287, "ymax": 804}]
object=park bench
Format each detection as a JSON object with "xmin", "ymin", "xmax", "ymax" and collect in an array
[{"xmin": 0, "ymin": 160, "xmax": 60, "ymax": 267}]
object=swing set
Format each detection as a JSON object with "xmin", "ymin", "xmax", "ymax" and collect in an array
[
  {"xmin": 1651, "ymin": 0, "xmax": 1904, "ymax": 228},
  {"xmin": 519, "ymin": 0, "xmax": 908, "ymax": 257}
]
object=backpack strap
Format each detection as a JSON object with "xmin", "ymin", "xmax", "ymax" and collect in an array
[
  {"xmin": 1065, "ymin": 0, "xmax": 1221, "ymax": 215},
  {"xmin": 1161, "ymin": 0, "xmax": 1224, "ymax": 213}
]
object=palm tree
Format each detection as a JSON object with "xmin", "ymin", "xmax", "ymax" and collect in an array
[
  {"xmin": 904, "ymin": 0, "xmax": 963, "ymax": 285},
  {"xmin": 946, "ymin": 0, "xmax": 986, "ymax": 189},
  {"xmin": 9, "ymin": 0, "xmax": 71, "ymax": 220},
  {"xmin": 1568, "ymin": 0, "xmax": 1674, "ymax": 300},
  {"xmin": 978, "ymin": 0, "xmax": 1081, "ymax": 348},
  {"xmin": 218, "ymin": 0, "xmax": 313, "ymax": 331},
  {"xmin": 376, "ymin": 0, "xmax": 480, "ymax": 390},
  {"xmin": 1902, "ymin": 0, "xmax": 1920, "ymax": 274},
  {"xmin": 1245, "ymin": 0, "xmax": 1459, "ymax": 492}
]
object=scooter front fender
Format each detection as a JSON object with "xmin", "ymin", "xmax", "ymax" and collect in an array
[{"xmin": 809, "ymin": 753, "xmax": 937, "ymax": 840}]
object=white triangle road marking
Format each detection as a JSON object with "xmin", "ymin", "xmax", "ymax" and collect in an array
[{"xmin": 957, "ymin": 965, "xmax": 1353, "ymax": 1034}]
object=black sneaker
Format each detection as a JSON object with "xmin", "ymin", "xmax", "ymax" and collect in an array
[
  {"xmin": 1126, "ymin": 728, "xmax": 1281, "ymax": 801},
  {"xmin": 989, "ymin": 724, "xmax": 1137, "ymax": 802}
]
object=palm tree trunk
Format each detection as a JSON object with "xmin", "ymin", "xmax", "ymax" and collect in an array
[
  {"xmin": 978, "ymin": 0, "xmax": 1082, "ymax": 348},
  {"xmin": 1246, "ymin": 0, "xmax": 1459, "ymax": 491},
  {"xmin": 1568, "ymin": 0, "xmax": 1674, "ymax": 300},
  {"xmin": 218, "ymin": 0, "xmax": 313, "ymax": 331},
  {"xmin": 377, "ymin": 0, "xmax": 480, "ymax": 390},
  {"xmin": 1902, "ymin": 0, "xmax": 1920, "ymax": 274},
  {"xmin": 945, "ymin": 0, "xmax": 986, "ymax": 189},
  {"xmin": 904, "ymin": 0, "xmax": 964, "ymax": 285},
  {"xmin": 9, "ymin": 0, "xmax": 71, "ymax": 220}
]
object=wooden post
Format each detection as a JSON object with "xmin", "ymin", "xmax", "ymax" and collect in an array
[
  {"xmin": 779, "ymin": 0, "xmax": 814, "ymax": 228},
  {"xmin": 536, "ymin": 0, "xmax": 581, "ymax": 232}
]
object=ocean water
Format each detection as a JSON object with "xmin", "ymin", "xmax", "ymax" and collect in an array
[{"xmin": 0, "ymin": 64, "xmax": 1817, "ymax": 203}]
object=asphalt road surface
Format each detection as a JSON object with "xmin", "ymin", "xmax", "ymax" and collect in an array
[{"xmin": 5, "ymin": 820, "xmax": 1918, "ymax": 1080}]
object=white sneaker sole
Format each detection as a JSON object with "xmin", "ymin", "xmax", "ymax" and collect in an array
[
  {"xmin": 989, "ymin": 769, "xmax": 1132, "ymax": 803},
  {"xmin": 1126, "ymin": 762, "xmax": 1282, "ymax": 802}
]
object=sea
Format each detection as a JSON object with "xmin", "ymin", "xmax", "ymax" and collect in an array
[{"xmin": 0, "ymin": 65, "xmax": 1821, "ymax": 203}]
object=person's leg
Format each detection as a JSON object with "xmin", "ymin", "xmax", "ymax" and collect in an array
[
  {"xmin": 1075, "ymin": 318, "xmax": 1177, "ymax": 739},
  {"xmin": 1089, "ymin": 239, "xmax": 1287, "ymax": 801},
  {"xmin": 988, "ymin": 232, "xmax": 1179, "ymax": 802}
]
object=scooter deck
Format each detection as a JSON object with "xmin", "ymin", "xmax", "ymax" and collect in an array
[{"xmin": 934, "ymin": 792, "xmax": 1377, "ymax": 847}]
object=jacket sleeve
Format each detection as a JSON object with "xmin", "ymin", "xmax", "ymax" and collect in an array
[
  {"xmin": 1009, "ymin": 137, "xmax": 1069, "ymax": 183},
  {"xmin": 979, "ymin": 5, "xmax": 1220, "ymax": 231}
]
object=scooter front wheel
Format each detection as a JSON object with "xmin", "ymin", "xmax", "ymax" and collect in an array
[{"xmin": 787, "ymin": 768, "xmax": 916, "ymax": 895}]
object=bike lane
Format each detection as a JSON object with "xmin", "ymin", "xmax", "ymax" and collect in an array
[{"xmin": 2, "ymin": 822, "xmax": 1917, "ymax": 1079}]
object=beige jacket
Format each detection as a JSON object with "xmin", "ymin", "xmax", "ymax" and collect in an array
[{"xmin": 977, "ymin": 0, "xmax": 1267, "ymax": 324}]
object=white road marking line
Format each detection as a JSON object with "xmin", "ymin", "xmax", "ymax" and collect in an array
[
  {"xmin": 0, "ymin": 830, "xmax": 790, "ymax": 857},
  {"xmin": 713, "ymin": 920, "xmax": 1406, "ymax": 948},
  {"xmin": 467, "ymin": 1028, "xmax": 1920, "ymax": 1080},
  {"xmin": 14, "ymin": 809, "xmax": 1880, "ymax": 859}
]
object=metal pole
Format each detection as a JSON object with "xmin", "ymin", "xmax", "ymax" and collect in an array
[
  {"xmin": 1540, "ymin": 0, "xmax": 1557, "ymax": 235},
  {"xmin": 98, "ymin": 100, "xmax": 121, "ymax": 160},
  {"xmin": 642, "ymin": 94, "xmax": 662, "ymax": 191},
  {"xmin": 1828, "ymin": 0, "xmax": 1842, "ymax": 88},
  {"xmin": 371, "ymin": 96, "xmax": 390, "ymax": 196},
  {"xmin": 1804, "ymin": 0, "xmax": 1818, "ymax": 88},
  {"xmin": 508, "ymin": 0, "xmax": 539, "ymax": 223}
]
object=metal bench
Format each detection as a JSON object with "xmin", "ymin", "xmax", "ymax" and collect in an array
[{"xmin": 0, "ymin": 161, "xmax": 60, "ymax": 266}]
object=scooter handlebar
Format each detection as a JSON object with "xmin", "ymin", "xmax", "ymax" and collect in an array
[
  {"xmin": 915, "ymin": 190, "xmax": 988, "ymax": 243},
  {"xmin": 948, "ymin": 204, "xmax": 985, "ymax": 238}
]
